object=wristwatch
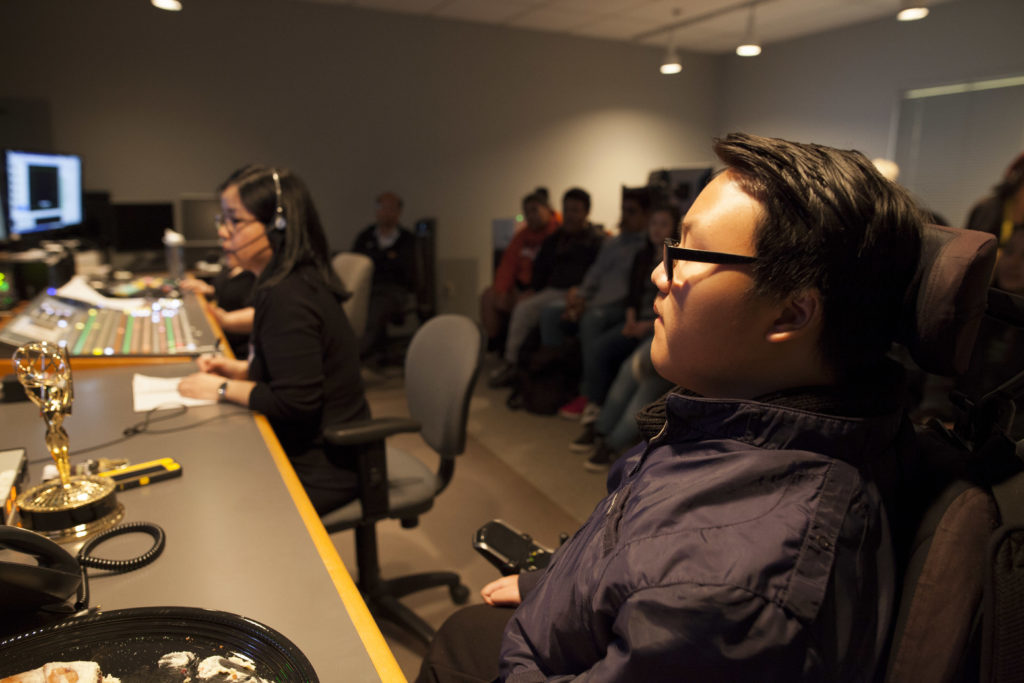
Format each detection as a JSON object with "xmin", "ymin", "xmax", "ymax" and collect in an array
[{"xmin": 217, "ymin": 381, "xmax": 229, "ymax": 402}]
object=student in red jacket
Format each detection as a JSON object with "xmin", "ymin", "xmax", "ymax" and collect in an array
[{"xmin": 480, "ymin": 187, "xmax": 560, "ymax": 353}]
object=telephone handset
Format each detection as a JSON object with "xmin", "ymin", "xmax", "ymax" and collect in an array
[
  {"xmin": 0, "ymin": 525, "xmax": 83, "ymax": 612},
  {"xmin": 0, "ymin": 521, "xmax": 166, "ymax": 617}
]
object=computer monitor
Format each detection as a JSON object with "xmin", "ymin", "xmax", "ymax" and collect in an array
[
  {"xmin": 178, "ymin": 194, "xmax": 221, "ymax": 241},
  {"xmin": 2, "ymin": 149, "xmax": 84, "ymax": 240},
  {"xmin": 111, "ymin": 202, "xmax": 173, "ymax": 252},
  {"xmin": 647, "ymin": 166, "xmax": 714, "ymax": 215},
  {"xmin": 179, "ymin": 194, "xmax": 223, "ymax": 266}
]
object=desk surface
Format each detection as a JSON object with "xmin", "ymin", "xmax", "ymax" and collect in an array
[{"xmin": 1, "ymin": 363, "xmax": 403, "ymax": 682}]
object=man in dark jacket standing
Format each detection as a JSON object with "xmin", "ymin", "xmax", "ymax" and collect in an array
[
  {"xmin": 352, "ymin": 191, "xmax": 417, "ymax": 358},
  {"xmin": 418, "ymin": 133, "xmax": 923, "ymax": 682}
]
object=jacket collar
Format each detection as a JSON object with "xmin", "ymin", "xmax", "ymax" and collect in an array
[{"xmin": 636, "ymin": 360, "xmax": 907, "ymax": 469}]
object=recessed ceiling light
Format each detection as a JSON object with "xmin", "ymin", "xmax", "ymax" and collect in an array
[
  {"xmin": 152, "ymin": 0, "xmax": 183, "ymax": 11},
  {"xmin": 897, "ymin": 6, "xmax": 929, "ymax": 21}
]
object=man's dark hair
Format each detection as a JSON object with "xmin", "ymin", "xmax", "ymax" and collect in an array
[
  {"xmin": 522, "ymin": 187, "xmax": 551, "ymax": 210},
  {"xmin": 563, "ymin": 187, "xmax": 591, "ymax": 213},
  {"xmin": 714, "ymin": 132, "xmax": 923, "ymax": 379},
  {"xmin": 622, "ymin": 185, "xmax": 655, "ymax": 213}
]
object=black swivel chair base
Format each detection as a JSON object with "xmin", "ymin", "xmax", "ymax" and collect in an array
[{"xmin": 354, "ymin": 524, "xmax": 470, "ymax": 645}]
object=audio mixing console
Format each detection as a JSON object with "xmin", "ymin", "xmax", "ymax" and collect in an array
[{"xmin": 0, "ymin": 292, "xmax": 219, "ymax": 358}]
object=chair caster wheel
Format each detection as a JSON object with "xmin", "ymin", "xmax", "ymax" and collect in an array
[{"xmin": 450, "ymin": 583, "xmax": 470, "ymax": 604}]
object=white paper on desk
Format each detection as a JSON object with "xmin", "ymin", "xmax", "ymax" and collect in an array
[
  {"xmin": 133, "ymin": 374, "xmax": 216, "ymax": 412},
  {"xmin": 57, "ymin": 275, "xmax": 145, "ymax": 311}
]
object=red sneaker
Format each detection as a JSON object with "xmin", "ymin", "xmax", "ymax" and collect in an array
[{"xmin": 558, "ymin": 395, "xmax": 588, "ymax": 420}]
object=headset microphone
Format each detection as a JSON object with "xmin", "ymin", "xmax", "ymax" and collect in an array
[
  {"xmin": 223, "ymin": 232, "xmax": 267, "ymax": 254},
  {"xmin": 271, "ymin": 170, "xmax": 286, "ymax": 231}
]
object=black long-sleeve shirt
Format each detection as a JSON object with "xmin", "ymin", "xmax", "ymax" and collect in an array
[
  {"xmin": 530, "ymin": 225, "xmax": 605, "ymax": 291},
  {"xmin": 248, "ymin": 264, "xmax": 380, "ymax": 512},
  {"xmin": 352, "ymin": 224, "xmax": 417, "ymax": 292}
]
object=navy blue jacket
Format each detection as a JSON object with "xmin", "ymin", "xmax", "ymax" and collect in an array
[{"xmin": 501, "ymin": 384, "xmax": 901, "ymax": 682}]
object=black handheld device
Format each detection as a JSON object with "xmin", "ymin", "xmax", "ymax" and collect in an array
[{"xmin": 473, "ymin": 519, "xmax": 553, "ymax": 576}]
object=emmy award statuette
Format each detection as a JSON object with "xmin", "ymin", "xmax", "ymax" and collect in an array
[{"xmin": 13, "ymin": 341, "xmax": 123, "ymax": 541}]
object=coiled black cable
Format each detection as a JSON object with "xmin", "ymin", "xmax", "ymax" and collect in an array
[
  {"xmin": 73, "ymin": 522, "xmax": 166, "ymax": 611},
  {"xmin": 77, "ymin": 521, "xmax": 166, "ymax": 572}
]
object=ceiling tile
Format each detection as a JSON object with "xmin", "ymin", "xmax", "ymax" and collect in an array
[
  {"xmin": 434, "ymin": 0, "xmax": 537, "ymax": 23},
  {"xmin": 295, "ymin": 0, "xmax": 960, "ymax": 54}
]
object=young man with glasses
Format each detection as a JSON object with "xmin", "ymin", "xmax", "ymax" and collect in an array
[{"xmin": 418, "ymin": 133, "xmax": 923, "ymax": 682}]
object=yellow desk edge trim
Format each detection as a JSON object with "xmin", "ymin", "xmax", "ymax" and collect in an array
[{"xmin": 253, "ymin": 415, "xmax": 406, "ymax": 683}]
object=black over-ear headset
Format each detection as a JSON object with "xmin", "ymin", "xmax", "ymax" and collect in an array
[{"xmin": 271, "ymin": 169, "xmax": 287, "ymax": 231}]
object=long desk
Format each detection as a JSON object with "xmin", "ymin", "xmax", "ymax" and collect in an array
[{"xmin": 0, "ymin": 362, "xmax": 404, "ymax": 682}]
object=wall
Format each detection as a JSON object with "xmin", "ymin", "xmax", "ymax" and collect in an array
[
  {"xmin": 718, "ymin": 0, "xmax": 1024, "ymax": 225},
  {"xmin": 0, "ymin": 0, "xmax": 722, "ymax": 314}
]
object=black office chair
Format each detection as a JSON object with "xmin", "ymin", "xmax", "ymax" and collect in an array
[
  {"xmin": 320, "ymin": 314, "xmax": 483, "ymax": 644},
  {"xmin": 879, "ymin": 224, "xmax": 1024, "ymax": 682}
]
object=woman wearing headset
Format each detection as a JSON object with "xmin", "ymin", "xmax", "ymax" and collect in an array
[{"xmin": 179, "ymin": 165, "xmax": 378, "ymax": 514}]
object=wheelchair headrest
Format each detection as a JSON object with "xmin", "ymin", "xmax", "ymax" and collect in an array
[{"xmin": 898, "ymin": 224, "xmax": 997, "ymax": 377}]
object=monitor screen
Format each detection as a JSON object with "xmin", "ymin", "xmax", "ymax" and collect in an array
[
  {"xmin": 112, "ymin": 202, "xmax": 173, "ymax": 252},
  {"xmin": 3, "ymin": 149, "xmax": 84, "ymax": 238},
  {"xmin": 179, "ymin": 194, "xmax": 222, "ymax": 242}
]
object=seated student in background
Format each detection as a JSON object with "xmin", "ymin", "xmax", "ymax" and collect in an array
[
  {"xmin": 418, "ymin": 133, "xmax": 924, "ymax": 682},
  {"xmin": 966, "ymin": 151, "xmax": 1024, "ymax": 246},
  {"xmin": 946, "ymin": 227, "xmax": 1024, "ymax": 438},
  {"xmin": 351, "ymin": 191, "xmax": 417, "ymax": 359},
  {"xmin": 488, "ymin": 188, "xmax": 603, "ymax": 388},
  {"xmin": 479, "ymin": 187, "xmax": 560, "ymax": 354},
  {"xmin": 178, "ymin": 165, "xmax": 380, "ymax": 515},
  {"xmin": 544, "ymin": 185, "xmax": 654, "ymax": 421},
  {"xmin": 580, "ymin": 335, "xmax": 673, "ymax": 472},
  {"xmin": 179, "ymin": 240, "xmax": 256, "ymax": 360},
  {"xmin": 569, "ymin": 202, "xmax": 679, "ymax": 470}
]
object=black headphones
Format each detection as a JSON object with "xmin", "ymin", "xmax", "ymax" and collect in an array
[{"xmin": 271, "ymin": 169, "xmax": 287, "ymax": 231}]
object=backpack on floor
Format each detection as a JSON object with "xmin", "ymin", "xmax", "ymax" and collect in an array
[{"xmin": 510, "ymin": 328, "xmax": 581, "ymax": 416}]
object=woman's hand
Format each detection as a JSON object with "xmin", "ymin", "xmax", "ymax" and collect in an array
[
  {"xmin": 177, "ymin": 372, "xmax": 226, "ymax": 400},
  {"xmin": 179, "ymin": 276, "xmax": 215, "ymax": 296},
  {"xmin": 481, "ymin": 575, "xmax": 521, "ymax": 607},
  {"xmin": 196, "ymin": 354, "xmax": 248, "ymax": 379}
]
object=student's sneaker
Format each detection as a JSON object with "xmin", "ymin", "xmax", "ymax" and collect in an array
[
  {"xmin": 584, "ymin": 441, "xmax": 616, "ymax": 472},
  {"xmin": 488, "ymin": 362, "xmax": 516, "ymax": 389},
  {"xmin": 581, "ymin": 401, "xmax": 601, "ymax": 425},
  {"xmin": 569, "ymin": 424, "xmax": 596, "ymax": 452},
  {"xmin": 558, "ymin": 395, "xmax": 588, "ymax": 420}
]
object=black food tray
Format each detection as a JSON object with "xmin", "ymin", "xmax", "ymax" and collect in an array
[{"xmin": 0, "ymin": 606, "xmax": 318, "ymax": 682}]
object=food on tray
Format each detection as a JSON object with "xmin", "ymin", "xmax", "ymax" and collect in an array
[{"xmin": 0, "ymin": 661, "xmax": 120, "ymax": 683}]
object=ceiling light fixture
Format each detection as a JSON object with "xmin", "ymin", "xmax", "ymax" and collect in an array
[
  {"xmin": 736, "ymin": 2, "xmax": 762, "ymax": 57},
  {"xmin": 896, "ymin": 0, "xmax": 929, "ymax": 21},
  {"xmin": 151, "ymin": 0, "xmax": 182, "ymax": 11},
  {"xmin": 660, "ymin": 8, "xmax": 682, "ymax": 75}
]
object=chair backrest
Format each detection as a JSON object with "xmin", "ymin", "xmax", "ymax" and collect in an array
[
  {"xmin": 332, "ymin": 252, "xmax": 374, "ymax": 339},
  {"xmin": 897, "ymin": 224, "xmax": 997, "ymax": 377},
  {"xmin": 884, "ymin": 224, "xmax": 1006, "ymax": 682},
  {"xmin": 403, "ymin": 314, "xmax": 482, "ymax": 459}
]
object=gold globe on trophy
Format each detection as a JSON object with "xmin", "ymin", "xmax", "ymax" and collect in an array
[{"xmin": 13, "ymin": 341, "xmax": 122, "ymax": 541}]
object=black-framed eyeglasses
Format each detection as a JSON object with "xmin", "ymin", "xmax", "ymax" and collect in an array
[
  {"xmin": 215, "ymin": 214, "xmax": 259, "ymax": 236},
  {"xmin": 663, "ymin": 238, "xmax": 758, "ymax": 281}
]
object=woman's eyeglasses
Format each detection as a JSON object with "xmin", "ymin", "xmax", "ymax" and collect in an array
[
  {"xmin": 214, "ymin": 215, "xmax": 260, "ymax": 236},
  {"xmin": 662, "ymin": 238, "xmax": 759, "ymax": 280}
]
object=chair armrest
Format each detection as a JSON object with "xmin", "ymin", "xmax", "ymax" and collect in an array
[{"xmin": 323, "ymin": 417, "xmax": 422, "ymax": 446}]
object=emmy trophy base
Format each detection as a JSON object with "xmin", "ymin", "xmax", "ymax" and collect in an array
[{"xmin": 16, "ymin": 475, "xmax": 124, "ymax": 543}]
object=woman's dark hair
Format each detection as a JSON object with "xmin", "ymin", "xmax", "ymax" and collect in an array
[
  {"xmin": 562, "ymin": 187, "xmax": 591, "ymax": 213},
  {"xmin": 713, "ymin": 133, "xmax": 923, "ymax": 379},
  {"xmin": 651, "ymin": 202, "xmax": 683, "ymax": 238},
  {"xmin": 995, "ymin": 152, "xmax": 1024, "ymax": 200},
  {"xmin": 219, "ymin": 164, "xmax": 346, "ymax": 299},
  {"xmin": 522, "ymin": 187, "xmax": 551, "ymax": 211}
]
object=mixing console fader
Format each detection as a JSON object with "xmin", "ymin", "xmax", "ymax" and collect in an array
[{"xmin": 0, "ymin": 292, "xmax": 219, "ymax": 358}]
